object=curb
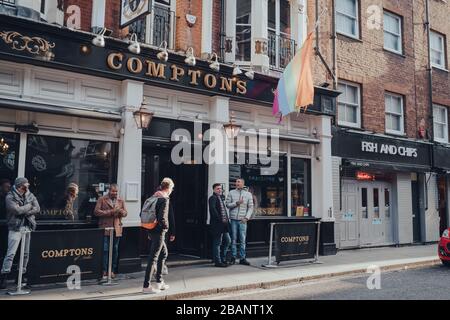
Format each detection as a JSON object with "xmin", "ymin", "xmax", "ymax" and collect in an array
[{"xmin": 142, "ymin": 258, "xmax": 442, "ymax": 300}]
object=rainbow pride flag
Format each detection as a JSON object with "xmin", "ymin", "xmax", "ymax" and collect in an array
[{"xmin": 273, "ymin": 32, "xmax": 314, "ymax": 120}]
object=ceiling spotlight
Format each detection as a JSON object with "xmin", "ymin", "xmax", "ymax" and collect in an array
[
  {"xmin": 157, "ymin": 41, "xmax": 169, "ymax": 62},
  {"xmin": 128, "ymin": 33, "xmax": 141, "ymax": 54},
  {"xmin": 209, "ymin": 52, "xmax": 220, "ymax": 72},
  {"xmin": 185, "ymin": 47, "xmax": 196, "ymax": 66},
  {"xmin": 232, "ymin": 64, "xmax": 243, "ymax": 76},
  {"xmin": 92, "ymin": 28, "xmax": 106, "ymax": 48}
]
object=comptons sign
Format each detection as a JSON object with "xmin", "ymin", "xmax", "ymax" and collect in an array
[
  {"xmin": 361, "ymin": 141, "xmax": 418, "ymax": 158},
  {"xmin": 106, "ymin": 53, "xmax": 248, "ymax": 95}
]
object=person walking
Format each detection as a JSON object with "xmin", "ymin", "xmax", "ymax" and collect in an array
[
  {"xmin": 209, "ymin": 183, "xmax": 231, "ymax": 268},
  {"xmin": 226, "ymin": 178, "xmax": 254, "ymax": 266},
  {"xmin": 0, "ymin": 177, "xmax": 39, "ymax": 289},
  {"xmin": 142, "ymin": 178, "xmax": 174, "ymax": 294},
  {"xmin": 94, "ymin": 184, "xmax": 127, "ymax": 280}
]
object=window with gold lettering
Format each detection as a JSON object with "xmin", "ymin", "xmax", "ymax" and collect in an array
[{"xmin": 25, "ymin": 135, "xmax": 118, "ymax": 222}]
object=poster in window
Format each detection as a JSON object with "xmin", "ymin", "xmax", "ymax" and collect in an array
[{"xmin": 120, "ymin": 0, "xmax": 154, "ymax": 28}]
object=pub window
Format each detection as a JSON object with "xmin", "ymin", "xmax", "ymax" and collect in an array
[
  {"xmin": 40, "ymin": 0, "xmax": 46, "ymax": 14},
  {"xmin": 235, "ymin": 0, "xmax": 252, "ymax": 62},
  {"xmin": 430, "ymin": 31, "xmax": 446, "ymax": 70},
  {"xmin": 0, "ymin": 132, "xmax": 20, "ymax": 221},
  {"xmin": 383, "ymin": 11, "xmax": 403, "ymax": 55},
  {"xmin": 229, "ymin": 154, "xmax": 287, "ymax": 217},
  {"xmin": 433, "ymin": 104, "xmax": 449, "ymax": 143},
  {"xmin": 291, "ymin": 158, "xmax": 311, "ymax": 217},
  {"xmin": 25, "ymin": 135, "xmax": 118, "ymax": 222},
  {"xmin": 129, "ymin": 0, "xmax": 175, "ymax": 49},
  {"xmin": 385, "ymin": 93, "xmax": 404, "ymax": 135},
  {"xmin": 338, "ymin": 81, "xmax": 361, "ymax": 128},
  {"xmin": 336, "ymin": 0, "xmax": 359, "ymax": 39}
]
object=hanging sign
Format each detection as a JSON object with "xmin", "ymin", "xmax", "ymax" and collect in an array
[{"xmin": 120, "ymin": 0, "xmax": 154, "ymax": 28}]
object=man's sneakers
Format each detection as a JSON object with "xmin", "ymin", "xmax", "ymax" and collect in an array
[
  {"xmin": 214, "ymin": 262, "xmax": 228, "ymax": 268},
  {"xmin": 162, "ymin": 265, "xmax": 169, "ymax": 275},
  {"xmin": 155, "ymin": 281, "xmax": 170, "ymax": 291},
  {"xmin": 142, "ymin": 286, "xmax": 161, "ymax": 294},
  {"xmin": 239, "ymin": 259, "xmax": 251, "ymax": 266},
  {"xmin": 229, "ymin": 257, "xmax": 236, "ymax": 265}
]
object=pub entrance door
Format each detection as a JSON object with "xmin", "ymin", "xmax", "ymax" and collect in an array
[{"xmin": 141, "ymin": 144, "xmax": 208, "ymax": 258}]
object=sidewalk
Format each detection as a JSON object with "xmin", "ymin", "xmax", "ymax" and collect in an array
[{"xmin": 0, "ymin": 244, "xmax": 440, "ymax": 300}]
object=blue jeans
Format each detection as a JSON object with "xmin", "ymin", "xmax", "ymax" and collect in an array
[
  {"xmin": 1, "ymin": 227, "xmax": 31, "ymax": 274},
  {"xmin": 231, "ymin": 220, "xmax": 247, "ymax": 260},
  {"xmin": 103, "ymin": 236, "xmax": 120, "ymax": 274},
  {"xmin": 212, "ymin": 232, "xmax": 231, "ymax": 264}
]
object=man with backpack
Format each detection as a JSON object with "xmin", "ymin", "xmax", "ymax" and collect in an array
[{"xmin": 141, "ymin": 178, "xmax": 174, "ymax": 294}]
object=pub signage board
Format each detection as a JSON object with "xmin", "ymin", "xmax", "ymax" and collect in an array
[
  {"xmin": 273, "ymin": 222, "xmax": 318, "ymax": 262},
  {"xmin": 332, "ymin": 129, "xmax": 432, "ymax": 170},
  {"xmin": 0, "ymin": 15, "xmax": 339, "ymax": 114},
  {"xmin": 27, "ymin": 229, "xmax": 104, "ymax": 285},
  {"xmin": 120, "ymin": 0, "xmax": 153, "ymax": 28},
  {"xmin": 433, "ymin": 145, "xmax": 450, "ymax": 171}
]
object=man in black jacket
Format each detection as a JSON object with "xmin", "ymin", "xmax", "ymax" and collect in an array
[
  {"xmin": 209, "ymin": 183, "xmax": 231, "ymax": 268},
  {"xmin": 142, "ymin": 178, "xmax": 174, "ymax": 294}
]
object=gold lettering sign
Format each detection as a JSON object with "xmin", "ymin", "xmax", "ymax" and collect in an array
[
  {"xmin": 188, "ymin": 70, "xmax": 201, "ymax": 85},
  {"xmin": 170, "ymin": 65, "xmax": 185, "ymax": 81},
  {"xmin": 220, "ymin": 77, "xmax": 233, "ymax": 92},
  {"xmin": 41, "ymin": 248, "xmax": 95, "ymax": 259},
  {"xmin": 280, "ymin": 236, "xmax": 310, "ymax": 243},
  {"xmin": 127, "ymin": 57, "xmax": 143, "ymax": 74},
  {"xmin": 145, "ymin": 60, "xmax": 166, "ymax": 79},
  {"xmin": 107, "ymin": 52, "xmax": 123, "ymax": 70}
]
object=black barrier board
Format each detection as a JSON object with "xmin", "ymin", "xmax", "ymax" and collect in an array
[
  {"xmin": 274, "ymin": 222, "xmax": 318, "ymax": 262},
  {"xmin": 27, "ymin": 229, "xmax": 103, "ymax": 285}
]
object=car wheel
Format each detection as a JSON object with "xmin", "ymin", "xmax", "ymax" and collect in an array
[{"xmin": 442, "ymin": 260, "xmax": 450, "ymax": 267}]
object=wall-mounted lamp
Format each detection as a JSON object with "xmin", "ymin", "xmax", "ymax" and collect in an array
[
  {"xmin": 185, "ymin": 47, "xmax": 196, "ymax": 66},
  {"xmin": 223, "ymin": 111, "xmax": 242, "ymax": 139},
  {"xmin": 128, "ymin": 33, "xmax": 141, "ymax": 54},
  {"xmin": 133, "ymin": 98, "xmax": 154, "ymax": 130},
  {"xmin": 157, "ymin": 41, "xmax": 169, "ymax": 62},
  {"xmin": 209, "ymin": 53, "xmax": 220, "ymax": 72}
]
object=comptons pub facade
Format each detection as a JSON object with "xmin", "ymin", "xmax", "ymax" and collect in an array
[
  {"xmin": 0, "ymin": 0, "xmax": 340, "ymax": 279},
  {"xmin": 1, "ymin": 0, "xmax": 448, "ymax": 283}
]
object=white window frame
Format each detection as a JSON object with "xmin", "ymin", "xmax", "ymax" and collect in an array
[
  {"xmin": 430, "ymin": 31, "xmax": 446, "ymax": 70},
  {"xmin": 337, "ymin": 81, "xmax": 361, "ymax": 128},
  {"xmin": 385, "ymin": 93, "xmax": 405, "ymax": 135},
  {"xmin": 433, "ymin": 104, "xmax": 449, "ymax": 143},
  {"xmin": 336, "ymin": 0, "xmax": 359, "ymax": 39},
  {"xmin": 140, "ymin": 0, "xmax": 176, "ymax": 48},
  {"xmin": 383, "ymin": 11, "xmax": 403, "ymax": 55},
  {"xmin": 235, "ymin": 0, "xmax": 252, "ymax": 62}
]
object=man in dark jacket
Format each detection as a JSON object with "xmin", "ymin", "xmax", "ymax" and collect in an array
[
  {"xmin": 142, "ymin": 178, "xmax": 174, "ymax": 294},
  {"xmin": 209, "ymin": 183, "xmax": 231, "ymax": 268},
  {"xmin": 0, "ymin": 177, "xmax": 40, "ymax": 289},
  {"xmin": 0, "ymin": 179, "xmax": 11, "ymax": 221}
]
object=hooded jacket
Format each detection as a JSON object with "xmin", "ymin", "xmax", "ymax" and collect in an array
[
  {"xmin": 225, "ymin": 188, "xmax": 254, "ymax": 221},
  {"xmin": 146, "ymin": 191, "xmax": 171, "ymax": 234},
  {"xmin": 5, "ymin": 187, "xmax": 40, "ymax": 231}
]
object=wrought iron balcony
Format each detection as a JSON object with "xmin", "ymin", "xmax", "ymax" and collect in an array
[{"xmin": 268, "ymin": 31, "xmax": 296, "ymax": 70}]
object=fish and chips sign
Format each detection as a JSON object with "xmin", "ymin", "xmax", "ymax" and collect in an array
[{"xmin": 120, "ymin": 0, "xmax": 153, "ymax": 28}]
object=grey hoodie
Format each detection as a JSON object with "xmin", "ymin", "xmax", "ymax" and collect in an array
[{"xmin": 5, "ymin": 187, "xmax": 40, "ymax": 231}]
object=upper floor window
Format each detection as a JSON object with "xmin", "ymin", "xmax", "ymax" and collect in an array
[
  {"xmin": 431, "ymin": 31, "xmax": 446, "ymax": 69},
  {"xmin": 336, "ymin": 0, "xmax": 359, "ymax": 38},
  {"xmin": 383, "ymin": 11, "xmax": 402, "ymax": 54},
  {"xmin": 268, "ymin": 0, "xmax": 295, "ymax": 69},
  {"xmin": 385, "ymin": 93, "xmax": 404, "ymax": 135},
  {"xmin": 434, "ymin": 104, "xmax": 449, "ymax": 143},
  {"xmin": 1, "ymin": 0, "xmax": 16, "ymax": 6},
  {"xmin": 338, "ymin": 81, "xmax": 361, "ymax": 128},
  {"xmin": 235, "ymin": 0, "xmax": 252, "ymax": 62},
  {"xmin": 129, "ymin": 0, "xmax": 175, "ymax": 49}
]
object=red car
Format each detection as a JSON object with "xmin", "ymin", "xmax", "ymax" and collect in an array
[{"xmin": 439, "ymin": 228, "xmax": 450, "ymax": 267}]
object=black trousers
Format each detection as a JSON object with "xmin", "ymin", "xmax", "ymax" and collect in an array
[{"xmin": 143, "ymin": 230, "xmax": 168, "ymax": 288}]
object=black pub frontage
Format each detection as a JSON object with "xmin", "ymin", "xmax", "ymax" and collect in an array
[
  {"xmin": 0, "ymin": 14, "xmax": 341, "ymax": 284},
  {"xmin": 332, "ymin": 128, "xmax": 446, "ymax": 249}
]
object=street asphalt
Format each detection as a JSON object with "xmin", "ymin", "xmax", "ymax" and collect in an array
[{"xmin": 202, "ymin": 264, "xmax": 450, "ymax": 300}]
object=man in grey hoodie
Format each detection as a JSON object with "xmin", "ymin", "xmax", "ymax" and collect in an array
[
  {"xmin": 0, "ymin": 177, "xmax": 40, "ymax": 289},
  {"xmin": 226, "ymin": 178, "xmax": 254, "ymax": 266}
]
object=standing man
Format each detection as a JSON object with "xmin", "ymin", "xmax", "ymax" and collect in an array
[
  {"xmin": 0, "ymin": 179, "xmax": 12, "ymax": 221},
  {"xmin": 142, "ymin": 178, "xmax": 174, "ymax": 294},
  {"xmin": 0, "ymin": 177, "xmax": 39, "ymax": 289},
  {"xmin": 94, "ymin": 184, "xmax": 127, "ymax": 279},
  {"xmin": 209, "ymin": 183, "xmax": 231, "ymax": 268},
  {"xmin": 226, "ymin": 178, "xmax": 254, "ymax": 266}
]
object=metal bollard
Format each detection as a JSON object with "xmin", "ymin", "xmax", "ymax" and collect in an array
[
  {"xmin": 102, "ymin": 227, "xmax": 118, "ymax": 286},
  {"xmin": 8, "ymin": 230, "xmax": 31, "ymax": 296}
]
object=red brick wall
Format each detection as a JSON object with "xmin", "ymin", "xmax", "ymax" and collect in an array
[
  {"xmin": 212, "ymin": 0, "xmax": 223, "ymax": 59},
  {"xmin": 175, "ymin": 0, "xmax": 202, "ymax": 55}
]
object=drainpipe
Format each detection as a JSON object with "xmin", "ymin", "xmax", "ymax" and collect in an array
[
  {"xmin": 220, "ymin": 0, "xmax": 226, "ymax": 61},
  {"xmin": 331, "ymin": 0, "xmax": 337, "ymax": 90},
  {"xmin": 425, "ymin": 0, "xmax": 434, "ymax": 143}
]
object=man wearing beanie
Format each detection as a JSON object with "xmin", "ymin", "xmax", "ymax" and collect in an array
[{"xmin": 0, "ymin": 177, "xmax": 40, "ymax": 289}]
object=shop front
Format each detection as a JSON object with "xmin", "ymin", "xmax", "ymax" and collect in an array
[
  {"xmin": 332, "ymin": 128, "xmax": 436, "ymax": 249},
  {"xmin": 432, "ymin": 145, "xmax": 450, "ymax": 236}
]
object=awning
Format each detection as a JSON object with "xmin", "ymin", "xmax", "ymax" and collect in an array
[{"xmin": 0, "ymin": 97, "xmax": 122, "ymax": 122}]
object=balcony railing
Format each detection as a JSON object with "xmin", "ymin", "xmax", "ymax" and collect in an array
[
  {"xmin": 268, "ymin": 32, "xmax": 296, "ymax": 70},
  {"xmin": 129, "ymin": 4, "xmax": 175, "ymax": 49}
]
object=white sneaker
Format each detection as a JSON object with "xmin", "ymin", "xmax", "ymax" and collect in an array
[
  {"xmin": 162, "ymin": 265, "xmax": 169, "ymax": 275},
  {"xmin": 155, "ymin": 281, "xmax": 170, "ymax": 291},
  {"xmin": 142, "ymin": 286, "xmax": 161, "ymax": 294}
]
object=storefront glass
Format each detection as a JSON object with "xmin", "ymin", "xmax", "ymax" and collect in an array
[
  {"xmin": 291, "ymin": 158, "xmax": 311, "ymax": 217},
  {"xmin": 25, "ymin": 135, "xmax": 118, "ymax": 221},
  {"xmin": 0, "ymin": 132, "xmax": 19, "ymax": 221},
  {"xmin": 229, "ymin": 155, "xmax": 286, "ymax": 217}
]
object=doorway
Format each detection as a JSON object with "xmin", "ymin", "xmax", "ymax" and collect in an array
[
  {"xmin": 411, "ymin": 179, "xmax": 422, "ymax": 242},
  {"xmin": 437, "ymin": 175, "xmax": 448, "ymax": 236},
  {"xmin": 141, "ymin": 144, "xmax": 208, "ymax": 258}
]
